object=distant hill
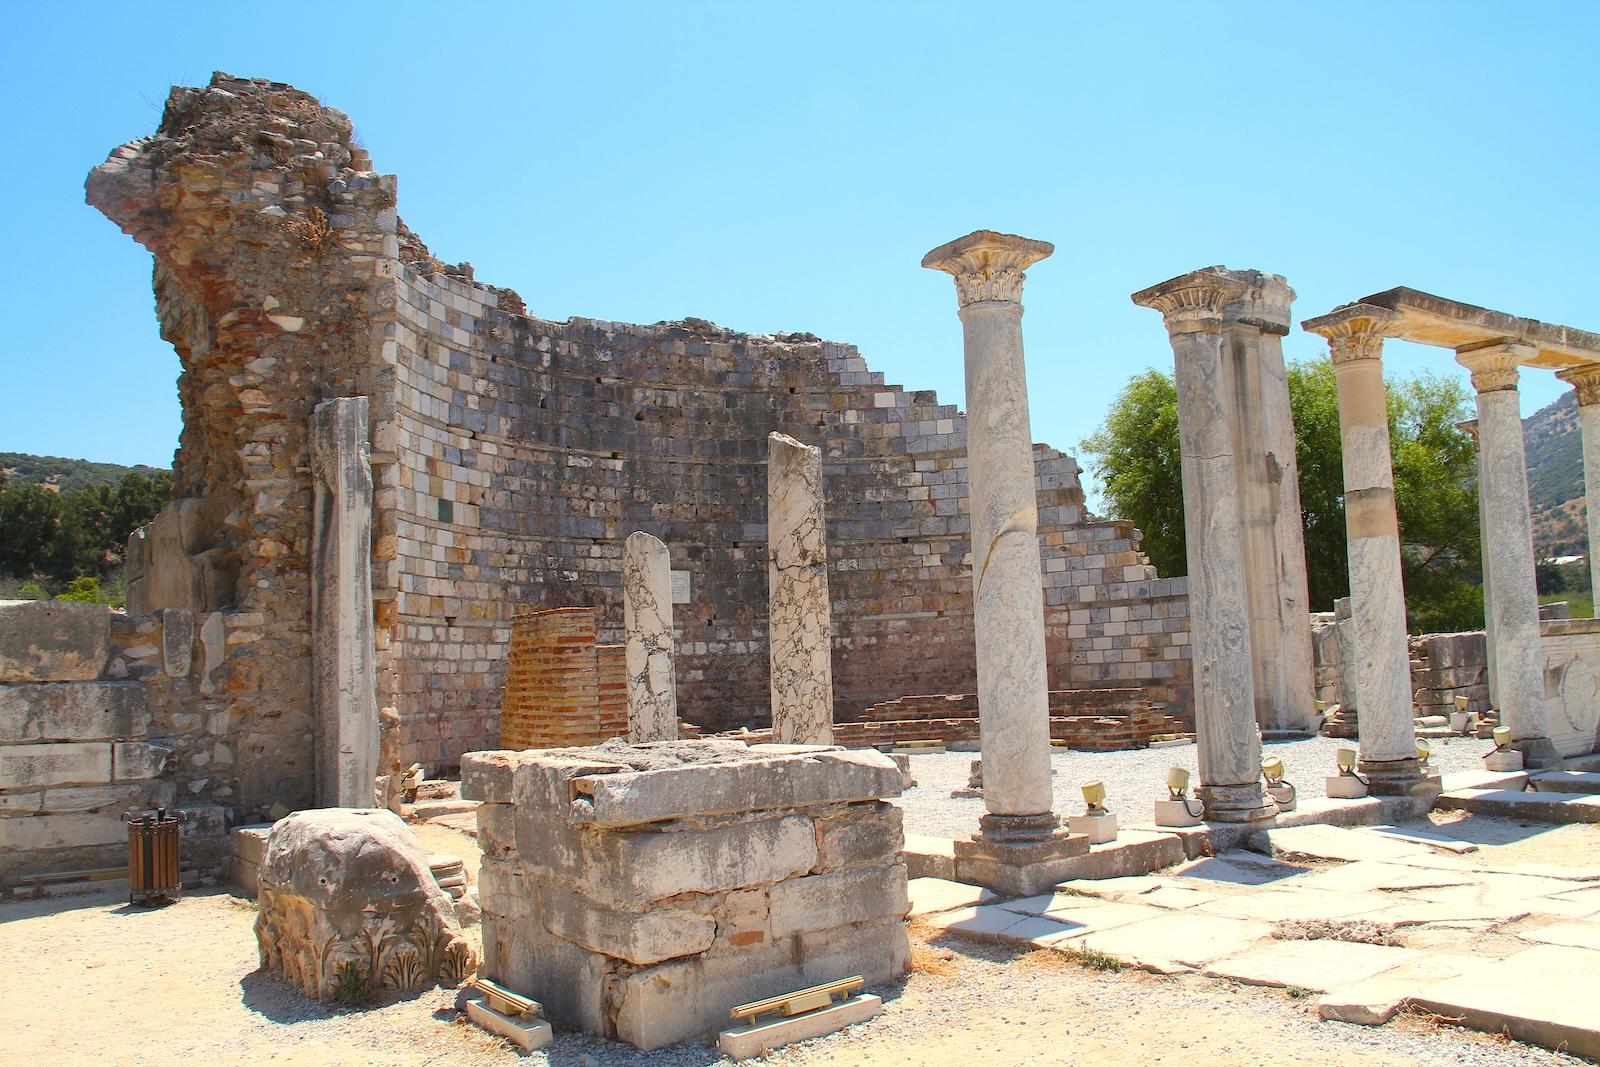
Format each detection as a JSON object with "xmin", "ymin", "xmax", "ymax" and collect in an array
[
  {"xmin": 1525, "ymin": 392, "xmax": 1585, "ymax": 559},
  {"xmin": 0, "ymin": 452, "xmax": 169, "ymax": 495}
]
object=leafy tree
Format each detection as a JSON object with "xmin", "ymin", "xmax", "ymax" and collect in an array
[
  {"xmin": 1536, "ymin": 560, "xmax": 1570, "ymax": 595},
  {"xmin": 1081, "ymin": 361, "xmax": 1484, "ymax": 633},
  {"xmin": 0, "ymin": 482, "xmax": 65, "ymax": 578},
  {"xmin": 55, "ymin": 576, "xmax": 106, "ymax": 603}
]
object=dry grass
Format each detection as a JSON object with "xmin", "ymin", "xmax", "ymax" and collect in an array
[
  {"xmin": 290, "ymin": 205, "xmax": 338, "ymax": 256},
  {"xmin": 1015, "ymin": 946, "xmax": 1124, "ymax": 974}
]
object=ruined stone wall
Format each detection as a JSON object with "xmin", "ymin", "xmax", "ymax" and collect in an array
[{"xmin": 92, "ymin": 73, "xmax": 1194, "ymax": 780}]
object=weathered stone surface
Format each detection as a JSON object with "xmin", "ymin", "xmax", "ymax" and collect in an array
[
  {"xmin": 541, "ymin": 887, "xmax": 716, "ymax": 965},
  {"xmin": 0, "ymin": 742, "xmax": 111, "ymax": 788},
  {"xmin": 1203, "ymin": 939, "xmax": 1413, "ymax": 992},
  {"xmin": 1434, "ymin": 788, "xmax": 1600, "ymax": 824},
  {"xmin": 767, "ymin": 433, "xmax": 833, "ymax": 745},
  {"xmin": 460, "ymin": 750, "xmax": 525, "ymax": 804},
  {"xmin": 111, "ymin": 740, "xmax": 173, "ymax": 782},
  {"xmin": 622, "ymin": 532, "xmax": 678, "ymax": 743},
  {"xmin": 254, "ymin": 808, "xmax": 476, "ymax": 999},
  {"xmin": 768, "ymin": 862, "xmax": 908, "ymax": 937},
  {"xmin": 814, "ymin": 802, "xmax": 902, "ymax": 870},
  {"xmin": 1410, "ymin": 944, "xmax": 1600, "ymax": 1059},
  {"xmin": 311, "ymin": 396, "xmax": 379, "ymax": 808},
  {"xmin": 907, "ymin": 876, "xmax": 996, "ymax": 916},
  {"xmin": 0, "ymin": 810, "xmax": 127, "ymax": 852},
  {"xmin": 1076, "ymin": 912, "xmax": 1274, "ymax": 974},
  {"xmin": 585, "ymin": 815, "xmax": 818, "ymax": 909},
  {"xmin": 0, "ymin": 602, "xmax": 109, "ymax": 683},
  {"xmin": 0, "ymin": 682, "xmax": 148, "ymax": 743}
]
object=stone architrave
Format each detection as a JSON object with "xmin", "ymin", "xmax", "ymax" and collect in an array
[
  {"xmin": 1301, "ymin": 306, "xmax": 1421, "ymax": 793},
  {"xmin": 1134, "ymin": 269, "xmax": 1276, "ymax": 822},
  {"xmin": 1458, "ymin": 343, "xmax": 1560, "ymax": 768},
  {"xmin": 1221, "ymin": 271, "xmax": 1316, "ymax": 732},
  {"xmin": 623, "ymin": 531, "xmax": 678, "ymax": 743},
  {"xmin": 766, "ymin": 433, "xmax": 834, "ymax": 745},
  {"xmin": 1456, "ymin": 419, "xmax": 1499, "ymax": 708},
  {"xmin": 310, "ymin": 397, "xmax": 380, "ymax": 808},
  {"xmin": 923, "ymin": 231, "xmax": 1062, "ymax": 850},
  {"xmin": 1556, "ymin": 365, "xmax": 1600, "ymax": 611}
]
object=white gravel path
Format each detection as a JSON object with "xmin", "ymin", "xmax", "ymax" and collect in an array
[{"xmin": 897, "ymin": 734, "xmax": 1489, "ymax": 839}]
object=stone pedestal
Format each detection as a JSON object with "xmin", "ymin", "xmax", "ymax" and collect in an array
[
  {"xmin": 1133, "ymin": 269, "xmax": 1275, "ymax": 823},
  {"xmin": 1221, "ymin": 272, "xmax": 1316, "ymax": 732},
  {"xmin": 766, "ymin": 433, "xmax": 834, "ymax": 745},
  {"xmin": 463, "ymin": 741, "xmax": 908, "ymax": 1051},
  {"xmin": 1302, "ymin": 306, "xmax": 1423, "ymax": 792},
  {"xmin": 623, "ymin": 532, "xmax": 678, "ymax": 743},
  {"xmin": 1326, "ymin": 774, "xmax": 1369, "ymax": 799},
  {"xmin": 1068, "ymin": 811, "xmax": 1118, "ymax": 844},
  {"xmin": 1458, "ymin": 344, "xmax": 1561, "ymax": 769},
  {"xmin": 310, "ymin": 397, "xmax": 379, "ymax": 808},
  {"xmin": 923, "ymin": 231, "xmax": 1064, "ymax": 853},
  {"xmin": 1266, "ymin": 783, "xmax": 1297, "ymax": 812},
  {"xmin": 1557, "ymin": 366, "xmax": 1600, "ymax": 612},
  {"xmin": 1485, "ymin": 749, "xmax": 1525, "ymax": 772},
  {"xmin": 1153, "ymin": 798, "xmax": 1204, "ymax": 827}
]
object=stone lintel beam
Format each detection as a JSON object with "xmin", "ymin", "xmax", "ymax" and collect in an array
[
  {"xmin": 1360, "ymin": 286, "xmax": 1600, "ymax": 369},
  {"xmin": 922, "ymin": 230, "xmax": 1054, "ymax": 308},
  {"xmin": 1131, "ymin": 268, "xmax": 1249, "ymax": 335}
]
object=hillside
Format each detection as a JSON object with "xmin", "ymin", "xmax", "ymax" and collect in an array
[
  {"xmin": 1525, "ymin": 392, "xmax": 1585, "ymax": 558},
  {"xmin": 0, "ymin": 452, "xmax": 168, "ymax": 495}
]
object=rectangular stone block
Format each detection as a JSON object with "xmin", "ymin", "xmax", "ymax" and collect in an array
[
  {"xmin": 768, "ymin": 862, "xmax": 909, "ymax": 938},
  {"xmin": 0, "ymin": 681, "xmax": 149, "ymax": 743},
  {"xmin": 0, "ymin": 810, "xmax": 126, "ymax": 851},
  {"xmin": 541, "ymin": 886, "xmax": 716, "ymax": 965},
  {"xmin": 585, "ymin": 815, "xmax": 818, "ymax": 909},
  {"xmin": 574, "ymin": 748, "xmax": 903, "ymax": 828},
  {"xmin": 0, "ymin": 781, "xmax": 171, "ymax": 816},
  {"xmin": 0, "ymin": 742, "xmax": 112, "ymax": 788},
  {"xmin": 112, "ymin": 741, "xmax": 173, "ymax": 782},
  {"xmin": 813, "ymin": 803, "xmax": 903, "ymax": 871},
  {"xmin": 719, "ymin": 994, "xmax": 883, "ymax": 1061},
  {"xmin": 0, "ymin": 602, "xmax": 110, "ymax": 683}
]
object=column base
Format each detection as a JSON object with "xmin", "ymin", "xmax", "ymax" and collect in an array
[
  {"xmin": 1358, "ymin": 756, "xmax": 1427, "ymax": 796},
  {"xmin": 1196, "ymin": 782, "xmax": 1278, "ymax": 823},
  {"xmin": 953, "ymin": 814, "xmax": 1089, "ymax": 897},
  {"xmin": 1507, "ymin": 737, "xmax": 1565, "ymax": 770}
]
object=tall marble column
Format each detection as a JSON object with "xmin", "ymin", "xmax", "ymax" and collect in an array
[
  {"xmin": 1135, "ymin": 269, "xmax": 1275, "ymax": 822},
  {"xmin": 923, "ymin": 231, "xmax": 1059, "ymax": 839},
  {"xmin": 767, "ymin": 432, "xmax": 833, "ymax": 745},
  {"xmin": 623, "ymin": 531, "xmax": 678, "ymax": 743},
  {"xmin": 310, "ymin": 396, "xmax": 379, "ymax": 808},
  {"xmin": 1221, "ymin": 272, "xmax": 1316, "ymax": 732},
  {"xmin": 1556, "ymin": 365, "xmax": 1600, "ymax": 613},
  {"xmin": 1457, "ymin": 343, "xmax": 1561, "ymax": 767},
  {"xmin": 1456, "ymin": 418, "xmax": 1499, "ymax": 707},
  {"xmin": 1301, "ymin": 306, "xmax": 1421, "ymax": 793}
]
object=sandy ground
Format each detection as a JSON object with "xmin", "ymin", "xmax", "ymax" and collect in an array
[{"xmin": 2, "ymin": 815, "xmax": 1592, "ymax": 1067}]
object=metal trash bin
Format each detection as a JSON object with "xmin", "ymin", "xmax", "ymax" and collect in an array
[{"xmin": 124, "ymin": 808, "xmax": 182, "ymax": 906}]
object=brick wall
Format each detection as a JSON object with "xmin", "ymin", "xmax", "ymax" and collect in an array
[{"xmin": 499, "ymin": 608, "xmax": 628, "ymax": 750}]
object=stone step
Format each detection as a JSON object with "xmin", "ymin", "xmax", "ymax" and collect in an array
[
  {"xmin": 1530, "ymin": 771, "xmax": 1600, "ymax": 795},
  {"xmin": 1434, "ymin": 788, "xmax": 1600, "ymax": 824},
  {"xmin": 1439, "ymin": 769, "xmax": 1529, "ymax": 792},
  {"xmin": 410, "ymin": 799, "xmax": 480, "ymax": 821}
]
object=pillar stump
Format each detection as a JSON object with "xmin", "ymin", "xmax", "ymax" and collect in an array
[
  {"xmin": 623, "ymin": 531, "xmax": 678, "ymax": 743},
  {"xmin": 766, "ymin": 433, "xmax": 834, "ymax": 745}
]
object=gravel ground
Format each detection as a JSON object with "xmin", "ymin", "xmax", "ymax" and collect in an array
[{"xmin": 898, "ymin": 734, "xmax": 1490, "ymax": 839}]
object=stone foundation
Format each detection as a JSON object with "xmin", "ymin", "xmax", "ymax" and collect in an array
[{"xmin": 462, "ymin": 739, "xmax": 908, "ymax": 1050}]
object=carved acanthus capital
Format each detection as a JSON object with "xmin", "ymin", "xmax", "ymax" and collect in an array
[
  {"xmin": 1456, "ymin": 340, "xmax": 1534, "ymax": 394},
  {"xmin": 1301, "ymin": 304, "xmax": 1400, "ymax": 366},
  {"xmin": 1557, "ymin": 363, "xmax": 1600, "ymax": 408},
  {"xmin": 922, "ymin": 230, "xmax": 1054, "ymax": 309},
  {"xmin": 1454, "ymin": 418, "xmax": 1479, "ymax": 450},
  {"xmin": 1131, "ymin": 268, "xmax": 1249, "ymax": 335}
]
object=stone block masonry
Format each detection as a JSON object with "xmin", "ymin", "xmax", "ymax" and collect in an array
[
  {"xmin": 90, "ymin": 73, "xmax": 1193, "ymax": 780},
  {"xmin": 463, "ymin": 739, "xmax": 908, "ymax": 1050}
]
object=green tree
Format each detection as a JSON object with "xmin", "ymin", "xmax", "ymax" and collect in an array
[
  {"xmin": 0, "ymin": 482, "xmax": 65, "ymax": 578},
  {"xmin": 1081, "ymin": 361, "xmax": 1484, "ymax": 633},
  {"xmin": 111, "ymin": 470, "xmax": 172, "ymax": 551}
]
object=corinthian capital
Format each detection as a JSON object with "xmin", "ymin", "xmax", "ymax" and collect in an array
[
  {"xmin": 1456, "ymin": 340, "xmax": 1534, "ymax": 394},
  {"xmin": 922, "ymin": 230, "xmax": 1054, "ymax": 308},
  {"xmin": 1300, "ymin": 304, "xmax": 1400, "ymax": 366},
  {"xmin": 1131, "ymin": 268, "xmax": 1249, "ymax": 335},
  {"xmin": 1557, "ymin": 363, "xmax": 1600, "ymax": 408}
]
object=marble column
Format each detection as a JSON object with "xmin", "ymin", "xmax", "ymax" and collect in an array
[
  {"xmin": 1556, "ymin": 365, "xmax": 1600, "ymax": 613},
  {"xmin": 623, "ymin": 531, "xmax": 678, "ymax": 743},
  {"xmin": 1221, "ymin": 272, "xmax": 1316, "ymax": 733},
  {"xmin": 767, "ymin": 432, "xmax": 833, "ymax": 745},
  {"xmin": 1134, "ymin": 269, "xmax": 1276, "ymax": 822},
  {"xmin": 1457, "ymin": 343, "xmax": 1561, "ymax": 768},
  {"xmin": 923, "ymin": 230, "xmax": 1059, "ymax": 839},
  {"xmin": 310, "ymin": 396, "xmax": 379, "ymax": 808},
  {"xmin": 1301, "ymin": 306, "xmax": 1421, "ymax": 793},
  {"xmin": 1456, "ymin": 418, "xmax": 1499, "ymax": 708}
]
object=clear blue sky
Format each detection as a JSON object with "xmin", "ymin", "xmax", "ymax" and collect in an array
[{"xmin": 5, "ymin": 2, "xmax": 1596, "ymax": 511}]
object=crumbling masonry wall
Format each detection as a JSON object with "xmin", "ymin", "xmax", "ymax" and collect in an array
[{"xmin": 90, "ymin": 74, "xmax": 1193, "ymax": 783}]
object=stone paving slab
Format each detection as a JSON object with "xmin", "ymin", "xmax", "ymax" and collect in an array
[
  {"xmin": 1247, "ymin": 823, "xmax": 1434, "ymax": 864},
  {"xmin": 996, "ymin": 895, "xmax": 1164, "ymax": 935},
  {"xmin": 1410, "ymin": 944, "xmax": 1600, "ymax": 1059},
  {"xmin": 1296, "ymin": 860, "xmax": 1478, "ymax": 894},
  {"xmin": 1138, "ymin": 885, "xmax": 1220, "ymax": 909},
  {"xmin": 1528, "ymin": 771, "xmax": 1600, "ymax": 794},
  {"xmin": 919, "ymin": 904, "xmax": 1028, "ymax": 940},
  {"xmin": 1199, "ymin": 887, "xmax": 1394, "ymax": 922},
  {"xmin": 1072, "ymin": 913, "xmax": 1274, "ymax": 974},
  {"xmin": 1435, "ymin": 788, "xmax": 1600, "ymax": 824},
  {"xmin": 907, "ymin": 877, "xmax": 995, "ymax": 916},
  {"xmin": 1171, "ymin": 852, "xmax": 1310, "ymax": 886},
  {"xmin": 1438, "ymin": 769, "xmax": 1528, "ymax": 792},
  {"xmin": 1357, "ymin": 823, "xmax": 1478, "ymax": 853},
  {"xmin": 1053, "ymin": 875, "xmax": 1167, "ymax": 900},
  {"xmin": 1517, "ymin": 920, "xmax": 1600, "ymax": 951},
  {"xmin": 1315, "ymin": 953, "xmax": 1493, "ymax": 1025},
  {"xmin": 1369, "ymin": 899, "xmax": 1531, "ymax": 929},
  {"xmin": 1201, "ymin": 938, "xmax": 1414, "ymax": 992}
]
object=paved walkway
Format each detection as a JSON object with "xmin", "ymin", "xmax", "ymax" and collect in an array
[{"xmin": 912, "ymin": 818, "xmax": 1600, "ymax": 1059}]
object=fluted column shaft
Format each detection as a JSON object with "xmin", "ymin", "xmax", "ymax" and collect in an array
[
  {"xmin": 1461, "ymin": 343, "xmax": 1559, "ymax": 767},
  {"xmin": 1303, "ymin": 307, "xmax": 1420, "ymax": 792},
  {"xmin": 1557, "ymin": 366, "xmax": 1600, "ymax": 612}
]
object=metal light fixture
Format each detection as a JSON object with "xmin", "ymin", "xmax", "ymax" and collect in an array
[
  {"xmin": 1261, "ymin": 756, "xmax": 1286, "ymax": 787},
  {"xmin": 1416, "ymin": 739, "xmax": 1432, "ymax": 767},
  {"xmin": 1336, "ymin": 747, "xmax": 1359, "ymax": 775},
  {"xmin": 1493, "ymin": 726, "xmax": 1512, "ymax": 750},
  {"xmin": 1166, "ymin": 766, "xmax": 1190, "ymax": 800},
  {"xmin": 1454, "ymin": 695, "xmax": 1470, "ymax": 712},
  {"xmin": 1081, "ymin": 779, "xmax": 1108, "ymax": 815}
]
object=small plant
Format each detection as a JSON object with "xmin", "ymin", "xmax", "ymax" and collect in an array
[
  {"xmin": 1058, "ymin": 946, "xmax": 1124, "ymax": 972},
  {"xmin": 330, "ymin": 961, "xmax": 372, "ymax": 1008},
  {"xmin": 291, "ymin": 206, "xmax": 339, "ymax": 256},
  {"xmin": 1284, "ymin": 985, "xmax": 1314, "ymax": 1000},
  {"xmin": 16, "ymin": 579, "xmax": 45, "ymax": 600},
  {"xmin": 55, "ymin": 576, "xmax": 106, "ymax": 604}
]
